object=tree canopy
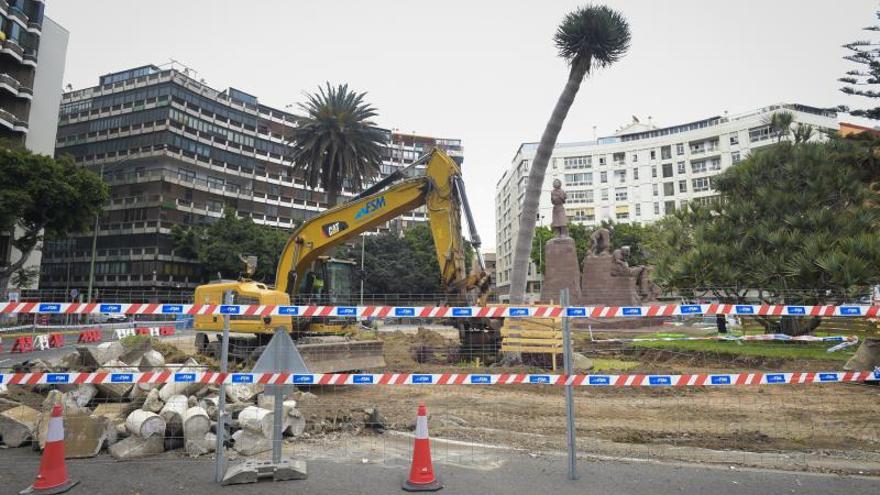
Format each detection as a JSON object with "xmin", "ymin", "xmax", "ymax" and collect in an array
[
  {"xmin": 839, "ymin": 9, "xmax": 880, "ymax": 119},
  {"xmin": 0, "ymin": 145, "xmax": 107, "ymax": 289},
  {"xmin": 647, "ymin": 136, "xmax": 880, "ymax": 319},
  {"xmin": 285, "ymin": 83, "xmax": 385, "ymax": 206},
  {"xmin": 171, "ymin": 210, "xmax": 290, "ymax": 283},
  {"xmin": 336, "ymin": 223, "xmax": 474, "ymax": 298}
]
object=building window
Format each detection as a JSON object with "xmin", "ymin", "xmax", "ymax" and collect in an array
[
  {"xmin": 631, "ymin": 153, "xmax": 638, "ymax": 162},
  {"xmin": 635, "ymin": 204, "xmax": 641, "ymax": 216},
  {"xmin": 177, "ymin": 168, "xmax": 196, "ymax": 182},
  {"xmin": 731, "ymin": 151, "xmax": 741, "ymax": 164},
  {"xmin": 614, "ymin": 187, "xmax": 628, "ymax": 201},
  {"xmin": 654, "ymin": 202, "xmax": 660, "ymax": 215},
  {"xmin": 650, "ymin": 150, "xmax": 656, "ymax": 160},
  {"xmin": 600, "ymin": 171, "xmax": 607, "ymax": 183},
  {"xmin": 665, "ymin": 200, "xmax": 676, "ymax": 214},
  {"xmin": 601, "ymin": 188, "xmax": 609, "ymax": 201},
  {"xmin": 632, "ymin": 167, "xmax": 639, "ymax": 180},
  {"xmin": 598, "ymin": 156, "xmax": 606, "ymax": 166},
  {"xmin": 677, "ymin": 161, "xmax": 686, "ymax": 174},
  {"xmin": 663, "ymin": 182, "xmax": 675, "ymax": 196},
  {"xmin": 678, "ymin": 180, "xmax": 687, "ymax": 192},
  {"xmin": 652, "ymin": 183, "xmax": 659, "ymax": 196},
  {"xmin": 679, "ymin": 199, "xmax": 688, "ymax": 209},
  {"xmin": 564, "ymin": 172, "xmax": 593, "ymax": 186},
  {"xmin": 616, "ymin": 211, "xmax": 629, "ymax": 220},
  {"xmin": 651, "ymin": 165, "xmax": 657, "ymax": 178},
  {"xmin": 676, "ymin": 143, "xmax": 685, "ymax": 155},
  {"xmin": 661, "ymin": 146, "xmax": 672, "ymax": 160},
  {"xmin": 730, "ymin": 134, "xmax": 739, "ymax": 146},
  {"xmin": 613, "ymin": 152, "xmax": 625, "ymax": 165},
  {"xmin": 692, "ymin": 177, "xmax": 711, "ymax": 192},
  {"xmin": 614, "ymin": 169, "xmax": 626, "ymax": 183},
  {"xmin": 563, "ymin": 156, "xmax": 591, "ymax": 169},
  {"xmin": 749, "ymin": 125, "xmax": 773, "ymax": 142},
  {"xmin": 662, "ymin": 163, "xmax": 673, "ymax": 178},
  {"xmin": 708, "ymin": 157, "xmax": 721, "ymax": 170},
  {"xmin": 691, "ymin": 160, "xmax": 707, "ymax": 174},
  {"xmin": 568, "ymin": 189, "xmax": 594, "ymax": 203}
]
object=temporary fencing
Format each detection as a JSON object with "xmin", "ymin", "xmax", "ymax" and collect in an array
[
  {"xmin": 2, "ymin": 370, "xmax": 878, "ymax": 387},
  {"xmin": 1, "ymin": 294, "xmax": 879, "ymax": 487},
  {"xmin": 1, "ymin": 301, "xmax": 880, "ymax": 317}
]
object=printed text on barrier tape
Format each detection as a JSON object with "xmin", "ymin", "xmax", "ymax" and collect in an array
[
  {"xmin": 1, "ymin": 370, "xmax": 877, "ymax": 387},
  {"xmin": 2, "ymin": 302, "xmax": 880, "ymax": 318}
]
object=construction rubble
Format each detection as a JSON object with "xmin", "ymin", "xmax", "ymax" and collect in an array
[{"xmin": 0, "ymin": 340, "xmax": 337, "ymax": 461}]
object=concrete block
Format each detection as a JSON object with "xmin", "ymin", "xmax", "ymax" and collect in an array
[
  {"xmin": 63, "ymin": 414, "xmax": 112, "ymax": 458},
  {"xmin": 231, "ymin": 428, "xmax": 270, "ymax": 455},
  {"xmin": 125, "ymin": 409, "xmax": 166, "ymax": 438},
  {"xmin": 142, "ymin": 388, "xmax": 164, "ymax": 413},
  {"xmin": 221, "ymin": 458, "xmax": 307, "ymax": 485},
  {"xmin": 78, "ymin": 341, "xmax": 125, "ymax": 368},
  {"xmin": 109, "ymin": 433, "xmax": 165, "ymax": 460},
  {"xmin": 158, "ymin": 358, "xmax": 205, "ymax": 401},
  {"xmin": 159, "ymin": 394, "xmax": 188, "ymax": 436},
  {"xmin": 96, "ymin": 359, "xmax": 136, "ymax": 398},
  {"xmin": 0, "ymin": 404, "xmax": 39, "ymax": 447}
]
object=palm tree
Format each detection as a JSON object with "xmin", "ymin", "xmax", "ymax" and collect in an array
[
  {"xmin": 509, "ymin": 5, "xmax": 631, "ymax": 303},
  {"xmin": 286, "ymin": 83, "xmax": 385, "ymax": 206},
  {"xmin": 766, "ymin": 110, "xmax": 794, "ymax": 142}
]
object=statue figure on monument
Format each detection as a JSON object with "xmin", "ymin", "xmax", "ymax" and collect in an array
[
  {"xmin": 589, "ymin": 227, "xmax": 611, "ymax": 255},
  {"xmin": 550, "ymin": 179, "xmax": 568, "ymax": 237}
]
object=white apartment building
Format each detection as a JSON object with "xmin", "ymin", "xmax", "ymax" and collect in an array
[{"xmin": 494, "ymin": 103, "xmax": 839, "ymax": 300}]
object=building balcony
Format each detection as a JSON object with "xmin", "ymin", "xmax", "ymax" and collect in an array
[
  {"xmin": 0, "ymin": 1, "xmax": 8, "ymax": 14},
  {"xmin": 0, "ymin": 73, "xmax": 33, "ymax": 99},
  {"xmin": 0, "ymin": 106, "xmax": 27, "ymax": 132},
  {"xmin": 7, "ymin": 6, "xmax": 28, "ymax": 27},
  {"xmin": 27, "ymin": 20, "xmax": 41, "ymax": 34},
  {"xmin": 1, "ymin": 39, "xmax": 25, "ymax": 63},
  {"xmin": 22, "ymin": 48, "xmax": 37, "ymax": 66}
]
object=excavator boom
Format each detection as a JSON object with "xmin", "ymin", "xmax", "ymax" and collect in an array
[{"xmin": 275, "ymin": 149, "xmax": 482, "ymax": 302}]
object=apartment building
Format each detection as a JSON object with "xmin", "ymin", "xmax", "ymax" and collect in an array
[
  {"xmin": 0, "ymin": 0, "xmax": 68, "ymax": 291},
  {"xmin": 42, "ymin": 64, "xmax": 463, "ymax": 294},
  {"xmin": 494, "ymin": 103, "xmax": 839, "ymax": 300}
]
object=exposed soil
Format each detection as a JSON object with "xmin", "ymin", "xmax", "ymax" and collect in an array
[{"xmin": 291, "ymin": 326, "xmax": 880, "ymax": 474}]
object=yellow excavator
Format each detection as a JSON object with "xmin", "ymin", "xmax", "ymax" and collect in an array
[{"xmin": 192, "ymin": 149, "xmax": 497, "ymax": 372}]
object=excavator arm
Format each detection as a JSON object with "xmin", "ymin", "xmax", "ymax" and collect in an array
[{"xmin": 274, "ymin": 149, "xmax": 488, "ymax": 303}]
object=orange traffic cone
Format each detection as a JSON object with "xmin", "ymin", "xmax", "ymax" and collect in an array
[
  {"xmin": 403, "ymin": 403, "xmax": 442, "ymax": 492},
  {"xmin": 20, "ymin": 405, "xmax": 79, "ymax": 495}
]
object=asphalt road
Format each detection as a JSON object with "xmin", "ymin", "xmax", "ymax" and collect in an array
[{"xmin": 1, "ymin": 447, "xmax": 877, "ymax": 495}]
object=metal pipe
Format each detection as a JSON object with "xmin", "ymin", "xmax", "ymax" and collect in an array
[
  {"xmin": 561, "ymin": 288, "xmax": 578, "ymax": 480},
  {"xmin": 213, "ymin": 289, "xmax": 232, "ymax": 483}
]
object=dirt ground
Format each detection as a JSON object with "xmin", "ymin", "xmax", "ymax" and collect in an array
[{"xmin": 292, "ymin": 326, "xmax": 880, "ymax": 475}]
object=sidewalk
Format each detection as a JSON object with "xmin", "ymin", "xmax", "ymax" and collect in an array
[{"xmin": 1, "ymin": 440, "xmax": 877, "ymax": 495}]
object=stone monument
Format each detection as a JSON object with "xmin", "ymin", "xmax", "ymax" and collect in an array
[
  {"xmin": 581, "ymin": 233, "xmax": 659, "ymax": 307},
  {"xmin": 539, "ymin": 180, "xmax": 581, "ymax": 303}
]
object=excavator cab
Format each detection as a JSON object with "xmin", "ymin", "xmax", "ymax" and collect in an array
[{"xmin": 297, "ymin": 256, "xmax": 357, "ymax": 305}]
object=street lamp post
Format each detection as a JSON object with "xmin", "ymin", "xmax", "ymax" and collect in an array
[
  {"xmin": 359, "ymin": 234, "xmax": 366, "ymax": 306},
  {"xmin": 85, "ymin": 162, "xmax": 105, "ymax": 303}
]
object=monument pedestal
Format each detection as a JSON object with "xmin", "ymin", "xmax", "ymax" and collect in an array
[
  {"xmin": 579, "ymin": 254, "xmax": 662, "ymax": 329},
  {"xmin": 540, "ymin": 236, "xmax": 581, "ymax": 304},
  {"xmin": 580, "ymin": 254, "xmax": 640, "ymax": 306}
]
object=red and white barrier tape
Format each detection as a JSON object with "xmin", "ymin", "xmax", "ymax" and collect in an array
[
  {"xmin": 2, "ymin": 302, "xmax": 879, "ymax": 318},
  {"xmin": 2, "ymin": 370, "xmax": 877, "ymax": 387},
  {"xmin": 594, "ymin": 333, "xmax": 858, "ymax": 346}
]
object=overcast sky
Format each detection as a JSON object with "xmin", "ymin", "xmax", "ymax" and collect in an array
[{"xmin": 47, "ymin": 0, "xmax": 877, "ymax": 249}]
